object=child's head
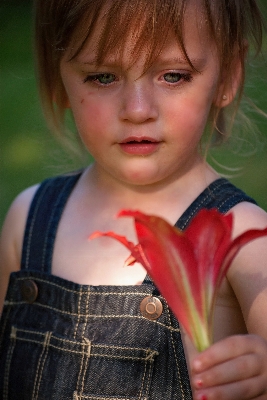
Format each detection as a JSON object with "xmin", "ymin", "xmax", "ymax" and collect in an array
[{"xmin": 34, "ymin": 0, "xmax": 263, "ymax": 142}]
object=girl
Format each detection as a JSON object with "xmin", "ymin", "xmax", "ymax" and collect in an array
[{"xmin": 1, "ymin": 0, "xmax": 267, "ymax": 399}]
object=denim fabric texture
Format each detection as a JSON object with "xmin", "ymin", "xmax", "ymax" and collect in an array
[{"xmin": 0, "ymin": 172, "xmax": 256, "ymax": 399}]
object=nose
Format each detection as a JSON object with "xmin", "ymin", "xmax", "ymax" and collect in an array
[{"xmin": 119, "ymin": 80, "xmax": 158, "ymax": 124}]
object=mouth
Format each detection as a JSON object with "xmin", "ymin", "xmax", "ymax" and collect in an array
[
  {"xmin": 119, "ymin": 136, "xmax": 161, "ymax": 155},
  {"xmin": 120, "ymin": 136, "xmax": 159, "ymax": 144}
]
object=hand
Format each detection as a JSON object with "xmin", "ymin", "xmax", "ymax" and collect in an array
[{"xmin": 191, "ymin": 334, "xmax": 267, "ymax": 400}]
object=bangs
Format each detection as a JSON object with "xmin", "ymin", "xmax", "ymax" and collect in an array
[
  {"xmin": 67, "ymin": 0, "xmax": 197, "ymax": 71},
  {"xmin": 35, "ymin": 0, "xmax": 264, "ymax": 137}
]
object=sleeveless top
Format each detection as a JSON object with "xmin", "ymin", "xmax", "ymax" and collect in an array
[{"xmin": 0, "ymin": 172, "xmax": 257, "ymax": 400}]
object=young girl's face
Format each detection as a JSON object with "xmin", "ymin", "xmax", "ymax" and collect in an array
[{"xmin": 60, "ymin": 5, "xmax": 222, "ymax": 188}]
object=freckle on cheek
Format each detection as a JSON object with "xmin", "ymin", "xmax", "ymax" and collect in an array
[{"xmin": 81, "ymin": 99, "xmax": 84, "ymax": 104}]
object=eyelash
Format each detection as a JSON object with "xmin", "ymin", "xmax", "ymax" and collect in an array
[
  {"xmin": 83, "ymin": 73, "xmax": 116, "ymax": 85},
  {"xmin": 162, "ymin": 72, "xmax": 193, "ymax": 85},
  {"xmin": 83, "ymin": 72, "xmax": 193, "ymax": 86}
]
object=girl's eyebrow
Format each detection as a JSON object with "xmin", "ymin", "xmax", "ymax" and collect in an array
[
  {"xmin": 155, "ymin": 57, "xmax": 207, "ymax": 69},
  {"xmin": 74, "ymin": 56, "xmax": 207, "ymax": 70}
]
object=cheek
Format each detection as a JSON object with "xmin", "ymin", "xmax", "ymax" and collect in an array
[
  {"xmin": 184, "ymin": 102, "xmax": 210, "ymax": 133},
  {"xmin": 165, "ymin": 96, "xmax": 211, "ymax": 139},
  {"xmin": 71, "ymin": 96, "xmax": 113, "ymax": 135}
]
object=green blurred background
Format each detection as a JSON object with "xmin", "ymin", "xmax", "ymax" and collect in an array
[{"xmin": 1, "ymin": 1, "xmax": 267, "ymax": 227}]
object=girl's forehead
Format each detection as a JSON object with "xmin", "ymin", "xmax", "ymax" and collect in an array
[
  {"xmin": 69, "ymin": 1, "xmax": 212, "ymax": 69},
  {"xmin": 75, "ymin": 31, "xmax": 211, "ymax": 69}
]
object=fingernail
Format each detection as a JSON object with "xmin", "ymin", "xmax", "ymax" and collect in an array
[
  {"xmin": 196, "ymin": 379, "xmax": 203, "ymax": 389},
  {"xmin": 197, "ymin": 395, "xmax": 207, "ymax": 400},
  {"xmin": 193, "ymin": 359, "xmax": 202, "ymax": 371}
]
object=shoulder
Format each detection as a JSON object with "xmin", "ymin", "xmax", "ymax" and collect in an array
[
  {"xmin": 0, "ymin": 184, "xmax": 39, "ymax": 311},
  {"xmin": 2, "ymin": 184, "xmax": 40, "ymax": 245},
  {"xmin": 0, "ymin": 170, "xmax": 84, "ymax": 269},
  {"xmin": 229, "ymin": 200, "xmax": 267, "ymax": 235}
]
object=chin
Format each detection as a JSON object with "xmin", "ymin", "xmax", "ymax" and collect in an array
[{"xmin": 119, "ymin": 173, "xmax": 165, "ymax": 188}]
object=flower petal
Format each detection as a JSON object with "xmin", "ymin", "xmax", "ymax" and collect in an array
[
  {"xmin": 118, "ymin": 210, "xmax": 205, "ymax": 342},
  {"xmin": 90, "ymin": 209, "xmax": 267, "ymax": 352},
  {"xmin": 89, "ymin": 231, "xmax": 150, "ymax": 268},
  {"xmin": 185, "ymin": 209, "xmax": 233, "ymax": 315},
  {"xmin": 218, "ymin": 227, "xmax": 267, "ymax": 288}
]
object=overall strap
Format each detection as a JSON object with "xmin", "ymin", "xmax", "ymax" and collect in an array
[
  {"xmin": 21, "ymin": 171, "xmax": 83, "ymax": 273},
  {"xmin": 175, "ymin": 178, "xmax": 257, "ymax": 231}
]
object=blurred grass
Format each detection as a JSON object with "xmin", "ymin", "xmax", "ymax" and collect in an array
[
  {"xmin": 0, "ymin": 2, "xmax": 267, "ymax": 227},
  {"xmin": 0, "ymin": 2, "xmax": 86, "ymax": 227}
]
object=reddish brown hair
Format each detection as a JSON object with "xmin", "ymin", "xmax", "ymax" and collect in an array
[{"xmin": 34, "ymin": 0, "xmax": 264, "ymax": 141}]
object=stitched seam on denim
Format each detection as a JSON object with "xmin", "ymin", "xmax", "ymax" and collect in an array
[
  {"xmin": 144, "ymin": 350, "xmax": 159, "ymax": 361},
  {"xmin": 96, "ymin": 348, "xmax": 157, "ymax": 357},
  {"xmin": 9, "ymin": 327, "xmax": 46, "ymax": 337},
  {"xmin": 138, "ymin": 354, "xmax": 147, "ymax": 400},
  {"xmin": 76, "ymin": 395, "xmax": 139, "ymax": 400},
  {"xmin": 141, "ymin": 351, "xmax": 154, "ymax": 399},
  {"xmin": 32, "ymin": 331, "xmax": 52, "ymax": 400},
  {"xmin": 180, "ymin": 180, "xmax": 252, "ymax": 230},
  {"xmin": 13, "ymin": 336, "xmax": 156, "ymax": 360},
  {"xmin": 24, "ymin": 183, "xmax": 49, "ymax": 270},
  {"xmin": 216, "ymin": 194, "xmax": 247, "ymax": 212},
  {"xmin": 166, "ymin": 306, "xmax": 186, "ymax": 400},
  {"xmin": 81, "ymin": 339, "xmax": 91, "ymax": 394},
  {"xmin": 76, "ymin": 338, "xmax": 91, "ymax": 396},
  {"xmin": 76, "ymin": 292, "xmax": 91, "ymax": 394},
  {"xmin": 81, "ymin": 289, "xmax": 90, "ymax": 339},
  {"xmin": 13, "ymin": 337, "xmax": 154, "ymax": 360},
  {"xmin": 31, "ymin": 344, "xmax": 45, "ymax": 399},
  {"xmin": 76, "ymin": 339, "xmax": 86, "ymax": 394},
  {"xmin": 180, "ymin": 180, "xmax": 226, "ymax": 230},
  {"xmin": 2, "ymin": 327, "xmax": 17, "ymax": 400},
  {"xmin": 0, "ymin": 307, "xmax": 11, "ymax": 353},
  {"xmin": 0, "ymin": 283, "xmax": 16, "ymax": 352},
  {"xmin": 41, "ymin": 179, "xmax": 71, "ymax": 272},
  {"xmin": 5, "ymin": 304, "xmax": 180, "ymax": 331},
  {"xmin": 16, "ymin": 277, "xmax": 154, "ymax": 296},
  {"xmin": 88, "ymin": 354, "xmax": 154, "ymax": 361},
  {"xmin": 13, "ymin": 328, "xmax": 158, "ymax": 353},
  {"xmin": 170, "ymin": 331, "xmax": 186, "ymax": 399},
  {"xmin": 144, "ymin": 360, "xmax": 153, "ymax": 399},
  {"xmin": 74, "ymin": 287, "xmax": 83, "ymax": 339},
  {"xmin": 12, "ymin": 329, "xmax": 159, "ymax": 361}
]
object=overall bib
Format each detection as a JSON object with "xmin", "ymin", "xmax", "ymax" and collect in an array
[{"xmin": 0, "ymin": 172, "xmax": 256, "ymax": 400}]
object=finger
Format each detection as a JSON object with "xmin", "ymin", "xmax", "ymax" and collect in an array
[
  {"xmin": 192, "ymin": 353, "xmax": 261, "ymax": 388},
  {"xmin": 193, "ymin": 375, "xmax": 266, "ymax": 400},
  {"xmin": 192, "ymin": 335, "xmax": 264, "ymax": 373}
]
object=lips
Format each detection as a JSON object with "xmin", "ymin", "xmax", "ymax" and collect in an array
[{"xmin": 119, "ymin": 136, "xmax": 161, "ymax": 155}]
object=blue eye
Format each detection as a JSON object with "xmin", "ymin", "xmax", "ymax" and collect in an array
[
  {"xmin": 84, "ymin": 73, "xmax": 116, "ymax": 85},
  {"xmin": 164, "ymin": 72, "xmax": 182, "ymax": 83},
  {"xmin": 163, "ymin": 72, "xmax": 192, "ymax": 84}
]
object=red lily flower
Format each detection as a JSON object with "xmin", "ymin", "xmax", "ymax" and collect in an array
[{"xmin": 90, "ymin": 209, "xmax": 267, "ymax": 351}]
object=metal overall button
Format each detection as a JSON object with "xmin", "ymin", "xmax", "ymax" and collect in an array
[
  {"xmin": 20, "ymin": 279, "xmax": 38, "ymax": 303},
  {"xmin": 140, "ymin": 296, "xmax": 163, "ymax": 320}
]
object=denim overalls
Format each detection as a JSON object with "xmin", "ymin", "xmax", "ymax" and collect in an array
[{"xmin": 0, "ymin": 172, "xmax": 256, "ymax": 399}]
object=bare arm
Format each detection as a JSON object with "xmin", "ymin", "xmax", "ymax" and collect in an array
[
  {"xmin": 191, "ymin": 202, "xmax": 267, "ymax": 399},
  {"xmin": 0, "ymin": 185, "xmax": 39, "ymax": 313},
  {"xmin": 229, "ymin": 202, "xmax": 267, "ymax": 339}
]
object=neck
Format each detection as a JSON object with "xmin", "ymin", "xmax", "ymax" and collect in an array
[{"xmin": 80, "ymin": 160, "xmax": 219, "ymax": 222}]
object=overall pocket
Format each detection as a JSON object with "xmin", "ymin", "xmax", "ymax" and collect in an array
[{"xmin": 2, "ymin": 326, "xmax": 158, "ymax": 400}]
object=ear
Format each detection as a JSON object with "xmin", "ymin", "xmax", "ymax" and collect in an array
[{"xmin": 213, "ymin": 56, "xmax": 243, "ymax": 109}]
